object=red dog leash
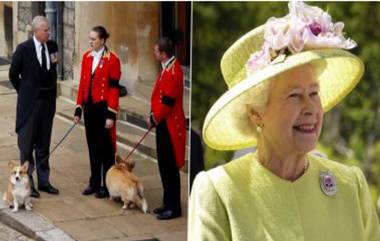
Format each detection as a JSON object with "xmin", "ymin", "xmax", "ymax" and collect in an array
[{"xmin": 123, "ymin": 126, "xmax": 153, "ymax": 163}]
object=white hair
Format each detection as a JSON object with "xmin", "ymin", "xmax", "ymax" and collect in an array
[
  {"xmin": 235, "ymin": 63, "xmax": 318, "ymax": 138},
  {"xmin": 31, "ymin": 15, "xmax": 49, "ymax": 32},
  {"xmin": 234, "ymin": 78, "xmax": 272, "ymax": 137}
]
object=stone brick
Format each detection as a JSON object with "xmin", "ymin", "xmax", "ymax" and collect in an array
[
  {"xmin": 36, "ymin": 228, "xmax": 75, "ymax": 241},
  {"xmin": 55, "ymin": 219, "xmax": 124, "ymax": 241},
  {"xmin": 64, "ymin": 2, "xmax": 75, "ymax": 10}
]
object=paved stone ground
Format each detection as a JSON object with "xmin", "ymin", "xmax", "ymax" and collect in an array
[
  {"xmin": 0, "ymin": 69, "xmax": 188, "ymax": 241},
  {"xmin": 0, "ymin": 222, "xmax": 34, "ymax": 241}
]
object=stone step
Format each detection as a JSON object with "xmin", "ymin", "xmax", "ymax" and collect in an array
[
  {"xmin": 0, "ymin": 57, "xmax": 11, "ymax": 66},
  {"xmin": 55, "ymin": 96, "xmax": 190, "ymax": 170},
  {"xmin": 0, "ymin": 65, "xmax": 10, "ymax": 71},
  {"xmin": 58, "ymin": 81, "xmax": 151, "ymax": 125},
  {"xmin": 131, "ymin": 66, "xmax": 190, "ymax": 102},
  {"xmin": 55, "ymin": 96, "xmax": 157, "ymax": 159},
  {"xmin": 57, "ymin": 78, "xmax": 190, "ymax": 138}
]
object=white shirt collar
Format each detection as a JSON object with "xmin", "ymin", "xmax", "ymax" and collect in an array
[
  {"xmin": 33, "ymin": 35, "xmax": 50, "ymax": 70},
  {"xmin": 91, "ymin": 46, "xmax": 105, "ymax": 74},
  {"xmin": 91, "ymin": 46, "xmax": 105, "ymax": 58},
  {"xmin": 33, "ymin": 35, "xmax": 43, "ymax": 48},
  {"xmin": 161, "ymin": 56, "xmax": 175, "ymax": 69}
]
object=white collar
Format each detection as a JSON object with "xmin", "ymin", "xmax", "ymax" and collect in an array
[
  {"xmin": 91, "ymin": 46, "xmax": 105, "ymax": 57},
  {"xmin": 33, "ymin": 35, "xmax": 44, "ymax": 48},
  {"xmin": 161, "ymin": 56, "xmax": 175, "ymax": 69}
]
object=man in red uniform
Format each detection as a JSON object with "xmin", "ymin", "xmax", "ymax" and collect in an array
[{"xmin": 148, "ymin": 37, "xmax": 186, "ymax": 220}]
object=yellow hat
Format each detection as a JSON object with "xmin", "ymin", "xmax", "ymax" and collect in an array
[{"xmin": 203, "ymin": 2, "xmax": 364, "ymax": 151}]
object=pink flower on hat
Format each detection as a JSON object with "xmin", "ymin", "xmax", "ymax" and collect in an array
[
  {"xmin": 309, "ymin": 22, "xmax": 323, "ymax": 36},
  {"xmin": 264, "ymin": 16, "xmax": 292, "ymax": 51},
  {"xmin": 246, "ymin": 43, "xmax": 272, "ymax": 75},
  {"xmin": 246, "ymin": 1, "xmax": 357, "ymax": 76}
]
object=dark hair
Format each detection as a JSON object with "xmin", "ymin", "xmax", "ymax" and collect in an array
[
  {"xmin": 156, "ymin": 37, "xmax": 174, "ymax": 57},
  {"xmin": 91, "ymin": 26, "xmax": 110, "ymax": 43}
]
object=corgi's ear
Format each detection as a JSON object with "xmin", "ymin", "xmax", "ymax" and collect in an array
[
  {"xmin": 8, "ymin": 161, "xmax": 16, "ymax": 170},
  {"xmin": 21, "ymin": 161, "xmax": 29, "ymax": 172},
  {"xmin": 127, "ymin": 161, "xmax": 135, "ymax": 171},
  {"xmin": 115, "ymin": 155, "xmax": 123, "ymax": 164}
]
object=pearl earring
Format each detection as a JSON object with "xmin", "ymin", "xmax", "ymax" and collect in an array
[{"xmin": 256, "ymin": 126, "xmax": 262, "ymax": 133}]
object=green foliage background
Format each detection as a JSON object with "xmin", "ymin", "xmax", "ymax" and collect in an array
[{"xmin": 192, "ymin": 2, "xmax": 380, "ymax": 203}]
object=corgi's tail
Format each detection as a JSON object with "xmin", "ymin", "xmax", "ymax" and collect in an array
[
  {"xmin": 137, "ymin": 182, "xmax": 144, "ymax": 199},
  {"xmin": 140, "ymin": 198, "xmax": 148, "ymax": 213},
  {"xmin": 134, "ymin": 183, "xmax": 148, "ymax": 213},
  {"xmin": 134, "ymin": 195, "xmax": 148, "ymax": 214}
]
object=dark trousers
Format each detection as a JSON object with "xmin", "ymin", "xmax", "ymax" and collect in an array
[
  {"xmin": 17, "ymin": 98, "xmax": 56, "ymax": 188},
  {"xmin": 190, "ymin": 129, "xmax": 205, "ymax": 192},
  {"xmin": 156, "ymin": 121, "xmax": 181, "ymax": 212},
  {"xmin": 84, "ymin": 101, "xmax": 114, "ymax": 189}
]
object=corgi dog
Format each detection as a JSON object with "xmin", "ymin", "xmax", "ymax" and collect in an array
[
  {"xmin": 106, "ymin": 155, "xmax": 148, "ymax": 213},
  {"xmin": 3, "ymin": 161, "xmax": 32, "ymax": 212}
]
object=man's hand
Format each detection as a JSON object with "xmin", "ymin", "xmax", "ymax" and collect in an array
[{"xmin": 105, "ymin": 118, "xmax": 114, "ymax": 129}]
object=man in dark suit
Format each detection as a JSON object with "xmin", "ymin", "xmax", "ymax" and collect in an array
[{"xmin": 9, "ymin": 15, "xmax": 59, "ymax": 198}]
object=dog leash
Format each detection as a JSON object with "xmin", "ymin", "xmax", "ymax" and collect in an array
[
  {"xmin": 122, "ymin": 126, "xmax": 153, "ymax": 163},
  {"xmin": 34, "ymin": 122, "xmax": 77, "ymax": 169},
  {"xmin": 49, "ymin": 122, "xmax": 77, "ymax": 156}
]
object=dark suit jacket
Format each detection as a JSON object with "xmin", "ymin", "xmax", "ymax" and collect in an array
[{"xmin": 9, "ymin": 39, "xmax": 58, "ymax": 132}]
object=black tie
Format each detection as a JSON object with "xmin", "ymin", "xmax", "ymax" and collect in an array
[{"xmin": 41, "ymin": 44, "xmax": 47, "ymax": 70}]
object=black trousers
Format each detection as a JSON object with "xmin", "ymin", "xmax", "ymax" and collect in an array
[
  {"xmin": 17, "ymin": 98, "xmax": 56, "ymax": 188},
  {"xmin": 156, "ymin": 121, "xmax": 181, "ymax": 212},
  {"xmin": 83, "ymin": 101, "xmax": 114, "ymax": 189},
  {"xmin": 190, "ymin": 129, "xmax": 205, "ymax": 192}
]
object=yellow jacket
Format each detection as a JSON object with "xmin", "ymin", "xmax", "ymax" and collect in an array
[{"xmin": 189, "ymin": 152, "xmax": 380, "ymax": 241}]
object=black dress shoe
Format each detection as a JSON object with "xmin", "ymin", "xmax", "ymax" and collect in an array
[
  {"xmin": 156, "ymin": 209, "xmax": 181, "ymax": 220},
  {"xmin": 30, "ymin": 187, "xmax": 40, "ymax": 198},
  {"xmin": 82, "ymin": 186, "xmax": 98, "ymax": 196},
  {"xmin": 95, "ymin": 187, "xmax": 109, "ymax": 199},
  {"xmin": 153, "ymin": 206, "xmax": 166, "ymax": 214},
  {"xmin": 38, "ymin": 184, "xmax": 59, "ymax": 195}
]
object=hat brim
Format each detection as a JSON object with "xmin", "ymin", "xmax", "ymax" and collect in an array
[{"xmin": 203, "ymin": 49, "xmax": 364, "ymax": 151}]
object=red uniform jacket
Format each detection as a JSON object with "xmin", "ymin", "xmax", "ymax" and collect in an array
[
  {"xmin": 76, "ymin": 48, "xmax": 121, "ymax": 152},
  {"xmin": 151, "ymin": 59, "xmax": 186, "ymax": 168}
]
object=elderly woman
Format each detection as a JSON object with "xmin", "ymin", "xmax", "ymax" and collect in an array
[
  {"xmin": 189, "ymin": 2, "xmax": 380, "ymax": 241},
  {"xmin": 74, "ymin": 26, "xmax": 121, "ymax": 198}
]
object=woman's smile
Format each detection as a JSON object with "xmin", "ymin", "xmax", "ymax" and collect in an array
[{"xmin": 293, "ymin": 123, "xmax": 318, "ymax": 133}]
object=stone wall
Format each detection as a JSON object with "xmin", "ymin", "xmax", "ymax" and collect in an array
[
  {"xmin": 10, "ymin": 2, "xmax": 162, "ymax": 93},
  {"xmin": 0, "ymin": 3, "xmax": 7, "ymax": 57},
  {"xmin": 17, "ymin": 2, "xmax": 32, "ymax": 33},
  {"xmin": 62, "ymin": 2, "xmax": 75, "ymax": 80},
  {"xmin": 73, "ymin": 2, "xmax": 160, "ymax": 95},
  {"xmin": 15, "ymin": 2, "xmax": 32, "ymax": 44}
]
